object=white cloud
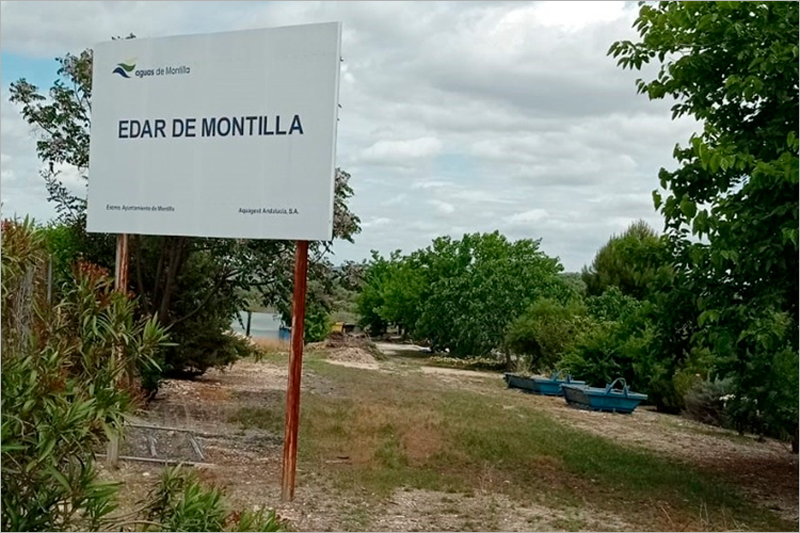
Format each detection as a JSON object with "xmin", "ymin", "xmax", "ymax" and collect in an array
[
  {"xmin": 362, "ymin": 216, "xmax": 391, "ymax": 228},
  {"xmin": 505, "ymin": 209, "xmax": 549, "ymax": 225},
  {"xmin": 411, "ymin": 180, "xmax": 453, "ymax": 190},
  {"xmin": 360, "ymin": 137, "xmax": 443, "ymax": 164},
  {"xmin": 0, "ymin": 1, "xmax": 702, "ymax": 270},
  {"xmin": 531, "ymin": 1, "xmax": 629, "ymax": 32},
  {"xmin": 428, "ymin": 199, "xmax": 455, "ymax": 215}
]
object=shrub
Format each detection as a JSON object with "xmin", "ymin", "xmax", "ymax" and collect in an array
[
  {"xmin": 304, "ymin": 298, "xmax": 332, "ymax": 343},
  {"xmin": 1, "ymin": 219, "xmax": 168, "ymax": 531},
  {"xmin": 42, "ymin": 221, "xmax": 85, "ymax": 290},
  {"xmin": 558, "ymin": 308, "xmax": 653, "ymax": 392},
  {"xmin": 1, "ymin": 219, "xmax": 287, "ymax": 531},
  {"xmin": 505, "ymin": 298, "xmax": 589, "ymax": 371},
  {"xmin": 559, "ymin": 322, "xmax": 635, "ymax": 387},
  {"xmin": 683, "ymin": 377, "xmax": 734, "ymax": 427},
  {"xmin": 585, "ymin": 286, "xmax": 642, "ymax": 323},
  {"xmin": 142, "ymin": 467, "xmax": 285, "ymax": 532},
  {"xmin": 157, "ymin": 250, "xmax": 254, "ymax": 381}
]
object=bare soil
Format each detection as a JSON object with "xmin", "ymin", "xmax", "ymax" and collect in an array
[{"xmin": 100, "ymin": 345, "xmax": 798, "ymax": 531}]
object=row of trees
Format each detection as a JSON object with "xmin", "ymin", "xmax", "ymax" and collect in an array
[
  {"xmin": 358, "ymin": 220, "xmax": 797, "ymax": 445},
  {"xmin": 609, "ymin": 1, "xmax": 798, "ymax": 445},
  {"xmin": 357, "ymin": 232, "xmax": 574, "ymax": 361},
  {"xmin": 358, "ymin": 1, "xmax": 798, "ymax": 447},
  {"xmin": 9, "ymin": 42, "xmax": 361, "ymax": 391}
]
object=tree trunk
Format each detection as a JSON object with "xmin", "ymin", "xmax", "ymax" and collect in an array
[
  {"xmin": 158, "ymin": 237, "xmax": 187, "ymax": 325},
  {"xmin": 134, "ymin": 235, "xmax": 147, "ymax": 313},
  {"xmin": 152, "ymin": 237, "xmax": 167, "ymax": 307}
]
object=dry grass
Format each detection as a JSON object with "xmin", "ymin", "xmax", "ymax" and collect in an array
[
  {"xmin": 251, "ymin": 337, "xmax": 290, "ymax": 353},
  {"xmin": 296, "ymin": 356, "xmax": 795, "ymax": 531},
  {"xmin": 105, "ymin": 350, "xmax": 796, "ymax": 532}
]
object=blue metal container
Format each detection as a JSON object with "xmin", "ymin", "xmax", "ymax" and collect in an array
[
  {"xmin": 504, "ymin": 372, "xmax": 586, "ymax": 396},
  {"xmin": 561, "ymin": 378, "xmax": 647, "ymax": 414}
]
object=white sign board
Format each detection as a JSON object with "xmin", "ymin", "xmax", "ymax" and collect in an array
[{"xmin": 87, "ymin": 22, "xmax": 341, "ymax": 240}]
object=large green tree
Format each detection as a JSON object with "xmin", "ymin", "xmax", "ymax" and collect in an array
[
  {"xmin": 610, "ymin": 1, "xmax": 798, "ymax": 442},
  {"xmin": 402, "ymin": 232, "xmax": 571, "ymax": 358},
  {"xmin": 581, "ymin": 220, "xmax": 666, "ymax": 299},
  {"xmin": 9, "ymin": 43, "xmax": 360, "ymax": 380}
]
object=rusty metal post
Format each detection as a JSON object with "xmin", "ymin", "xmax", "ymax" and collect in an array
[
  {"xmin": 281, "ymin": 240, "xmax": 309, "ymax": 501},
  {"xmin": 107, "ymin": 233, "xmax": 130, "ymax": 469},
  {"xmin": 114, "ymin": 233, "xmax": 130, "ymax": 292}
]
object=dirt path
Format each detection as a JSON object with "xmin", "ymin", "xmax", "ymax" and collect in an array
[{"xmin": 101, "ymin": 350, "xmax": 798, "ymax": 530}]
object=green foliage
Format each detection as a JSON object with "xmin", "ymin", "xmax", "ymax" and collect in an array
[
  {"xmin": 304, "ymin": 297, "xmax": 333, "ymax": 343},
  {"xmin": 142, "ymin": 467, "xmax": 285, "ymax": 532},
  {"xmin": 156, "ymin": 249, "xmax": 253, "ymax": 379},
  {"xmin": 558, "ymin": 286, "xmax": 659, "ymax": 393},
  {"xmin": 505, "ymin": 298, "xmax": 589, "ymax": 371},
  {"xmin": 560, "ymin": 324, "xmax": 630, "ymax": 389},
  {"xmin": 41, "ymin": 221, "xmax": 84, "ymax": 288},
  {"xmin": 356, "ymin": 251, "xmax": 393, "ymax": 335},
  {"xmin": 581, "ymin": 220, "xmax": 665, "ymax": 299},
  {"xmin": 712, "ymin": 306, "xmax": 799, "ymax": 439},
  {"xmin": 585, "ymin": 286, "xmax": 642, "ymax": 323},
  {"xmin": 358, "ymin": 232, "xmax": 571, "ymax": 357},
  {"xmin": 558, "ymin": 272, "xmax": 586, "ymax": 297},
  {"xmin": 683, "ymin": 377, "xmax": 735, "ymax": 428},
  {"xmin": 1, "ymin": 220, "xmax": 287, "ymax": 531},
  {"xmin": 1, "ymin": 219, "xmax": 168, "ymax": 532},
  {"xmin": 356, "ymin": 249, "xmax": 428, "ymax": 337},
  {"xmin": 417, "ymin": 232, "xmax": 570, "ymax": 357},
  {"xmin": 328, "ymin": 261, "xmax": 364, "ymax": 324},
  {"xmin": 9, "ymin": 46, "xmax": 361, "ymax": 385},
  {"xmin": 610, "ymin": 1, "xmax": 799, "ymax": 441},
  {"xmin": 375, "ymin": 251, "xmax": 427, "ymax": 336}
]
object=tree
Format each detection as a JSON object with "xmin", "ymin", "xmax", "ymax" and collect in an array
[
  {"xmin": 505, "ymin": 298, "xmax": 589, "ymax": 371},
  {"xmin": 356, "ymin": 251, "xmax": 392, "ymax": 335},
  {"xmin": 581, "ymin": 220, "xmax": 665, "ymax": 299},
  {"xmin": 9, "ymin": 43, "xmax": 361, "ymax": 382},
  {"xmin": 610, "ymin": 1, "xmax": 799, "ymax": 442},
  {"xmin": 414, "ymin": 232, "xmax": 570, "ymax": 358}
]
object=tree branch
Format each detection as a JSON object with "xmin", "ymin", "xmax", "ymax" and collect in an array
[{"xmin": 171, "ymin": 269, "xmax": 238, "ymax": 327}]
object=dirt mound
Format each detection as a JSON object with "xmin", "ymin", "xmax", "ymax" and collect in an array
[{"xmin": 307, "ymin": 332, "xmax": 382, "ymax": 364}]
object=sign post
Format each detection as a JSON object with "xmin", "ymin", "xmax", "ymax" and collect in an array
[
  {"xmin": 281, "ymin": 240, "xmax": 309, "ymax": 501},
  {"xmin": 87, "ymin": 21, "xmax": 342, "ymax": 499},
  {"xmin": 107, "ymin": 232, "xmax": 129, "ymax": 469}
]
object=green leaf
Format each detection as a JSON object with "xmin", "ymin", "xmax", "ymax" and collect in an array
[
  {"xmin": 652, "ymin": 190, "xmax": 662, "ymax": 209},
  {"xmin": 44, "ymin": 465, "xmax": 72, "ymax": 493},
  {"xmin": 680, "ymin": 197, "xmax": 697, "ymax": 219}
]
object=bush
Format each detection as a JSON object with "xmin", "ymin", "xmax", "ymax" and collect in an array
[
  {"xmin": 505, "ymin": 298, "xmax": 588, "ymax": 371},
  {"xmin": 1, "ymin": 219, "xmax": 287, "ymax": 531},
  {"xmin": 585, "ymin": 286, "xmax": 642, "ymax": 323},
  {"xmin": 1, "ymin": 219, "xmax": 168, "ymax": 531},
  {"xmin": 42, "ymin": 221, "xmax": 85, "ymax": 289},
  {"xmin": 559, "ymin": 322, "xmax": 636, "ymax": 388},
  {"xmin": 683, "ymin": 377, "xmax": 734, "ymax": 427},
  {"xmin": 558, "ymin": 307, "xmax": 653, "ymax": 391},
  {"xmin": 304, "ymin": 299, "xmax": 332, "ymax": 343},
  {"xmin": 142, "ymin": 467, "xmax": 285, "ymax": 532},
  {"xmin": 157, "ymin": 250, "xmax": 254, "ymax": 381}
]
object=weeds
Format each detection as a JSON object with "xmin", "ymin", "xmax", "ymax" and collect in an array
[
  {"xmin": 295, "ymin": 356, "xmax": 793, "ymax": 531},
  {"xmin": 0, "ymin": 220, "xmax": 286, "ymax": 532},
  {"xmin": 229, "ymin": 406, "xmax": 284, "ymax": 433}
]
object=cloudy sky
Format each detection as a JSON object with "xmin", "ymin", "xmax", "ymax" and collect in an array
[{"xmin": 0, "ymin": 1, "xmax": 698, "ymax": 271}]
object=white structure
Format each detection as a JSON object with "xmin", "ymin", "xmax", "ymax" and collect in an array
[{"xmin": 87, "ymin": 22, "xmax": 341, "ymax": 240}]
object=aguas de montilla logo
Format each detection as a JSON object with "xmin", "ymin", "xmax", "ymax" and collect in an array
[{"xmin": 113, "ymin": 59, "xmax": 190, "ymax": 79}]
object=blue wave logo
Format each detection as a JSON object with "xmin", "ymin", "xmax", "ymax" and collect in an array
[{"xmin": 112, "ymin": 62, "xmax": 136, "ymax": 78}]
